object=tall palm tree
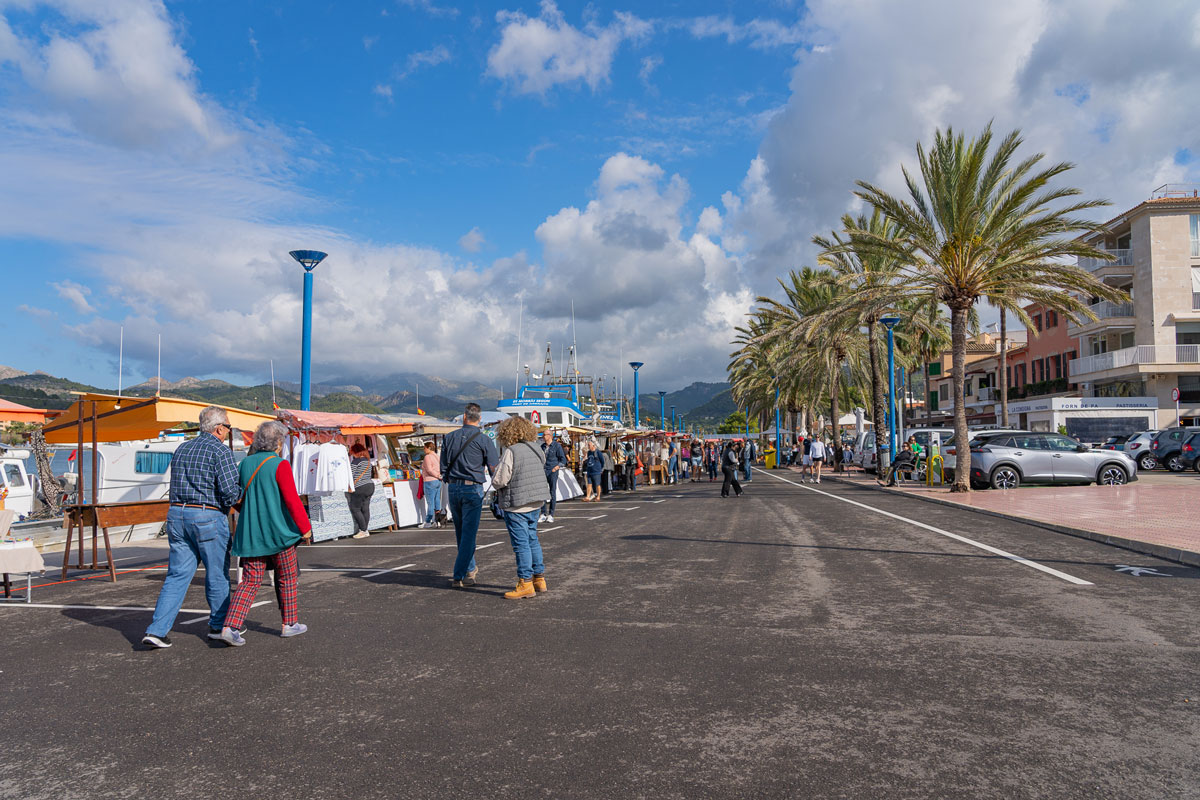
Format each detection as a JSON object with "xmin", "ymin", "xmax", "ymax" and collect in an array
[{"xmin": 854, "ymin": 123, "xmax": 1127, "ymax": 491}]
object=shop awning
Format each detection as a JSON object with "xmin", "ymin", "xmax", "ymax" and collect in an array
[
  {"xmin": 42, "ymin": 393, "xmax": 277, "ymax": 444},
  {"xmin": 276, "ymin": 408, "xmax": 418, "ymax": 436},
  {"xmin": 0, "ymin": 398, "xmax": 53, "ymax": 424}
]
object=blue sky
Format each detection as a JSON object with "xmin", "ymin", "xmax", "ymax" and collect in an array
[{"xmin": 1, "ymin": 0, "xmax": 1198, "ymax": 395}]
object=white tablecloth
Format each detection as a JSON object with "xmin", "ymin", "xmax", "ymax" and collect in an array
[{"xmin": 0, "ymin": 540, "xmax": 44, "ymax": 574}]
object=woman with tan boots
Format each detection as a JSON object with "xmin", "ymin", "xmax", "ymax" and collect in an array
[{"xmin": 491, "ymin": 416, "xmax": 552, "ymax": 599}]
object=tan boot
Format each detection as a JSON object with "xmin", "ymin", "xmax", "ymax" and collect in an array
[
  {"xmin": 505, "ymin": 578, "xmax": 535, "ymax": 599},
  {"xmin": 532, "ymin": 574, "xmax": 548, "ymax": 593}
]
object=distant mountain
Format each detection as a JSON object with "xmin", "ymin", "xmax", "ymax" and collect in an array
[
  {"xmin": 325, "ymin": 372, "xmax": 504, "ymax": 404},
  {"xmin": 0, "ymin": 373, "xmax": 101, "ymax": 409},
  {"xmin": 683, "ymin": 389, "xmax": 738, "ymax": 426},
  {"xmin": 637, "ymin": 381, "xmax": 730, "ymax": 418},
  {"xmin": 276, "ymin": 380, "xmax": 365, "ymax": 398},
  {"xmin": 377, "ymin": 390, "xmax": 463, "ymax": 419},
  {"xmin": 0, "ymin": 365, "xmax": 27, "ymax": 381}
]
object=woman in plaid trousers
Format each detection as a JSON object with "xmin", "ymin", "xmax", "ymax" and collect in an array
[{"xmin": 219, "ymin": 421, "xmax": 312, "ymax": 647}]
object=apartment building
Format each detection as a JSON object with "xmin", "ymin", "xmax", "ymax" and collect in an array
[
  {"xmin": 1003, "ymin": 302, "xmax": 1080, "ymax": 399},
  {"xmin": 1067, "ymin": 184, "xmax": 1200, "ymax": 427}
]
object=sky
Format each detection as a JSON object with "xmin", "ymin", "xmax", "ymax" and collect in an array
[{"xmin": 1, "ymin": 0, "xmax": 1198, "ymax": 395}]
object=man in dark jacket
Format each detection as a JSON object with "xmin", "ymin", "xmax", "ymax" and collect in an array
[
  {"xmin": 540, "ymin": 429, "xmax": 568, "ymax": 523},
  {"xmin": 441, "ymin": 403, "xmax": 499, "ymax": 587},
  {"xmin": 721, "ymin": 442, "xmax": 744, "ymax": 498}
]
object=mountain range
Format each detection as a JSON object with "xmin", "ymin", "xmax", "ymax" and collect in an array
[{"xmin": 0, "ymin": 364, "xmax": 734, "ymax": 427}]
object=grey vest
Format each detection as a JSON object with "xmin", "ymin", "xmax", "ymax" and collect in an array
[{"xmin": 501, "ymin": 441, "xmax": 551, "ymax": 509}]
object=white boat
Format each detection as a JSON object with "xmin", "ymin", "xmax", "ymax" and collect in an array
[
  {"xmin": 497, "ymin": 384, "xmax": 589, "ymax": 428},
  {"xmin": 0, "ymin": 447, "xmax": 34, "ymax": 519}
]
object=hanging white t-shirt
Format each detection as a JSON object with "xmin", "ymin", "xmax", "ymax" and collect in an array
[
  {"xmin": 291, "ymin": 442, "xmax": 321, "ymax": 495},
  {"xmin": 314, "ymin": 442, "xmax": 353, "ymax": 492}
]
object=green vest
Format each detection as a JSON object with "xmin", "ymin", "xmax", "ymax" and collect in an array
[{"xmin": 233, "ymin": 452, "xmax": 302, "ymax": 557}]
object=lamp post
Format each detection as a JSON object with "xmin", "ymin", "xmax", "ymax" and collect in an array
[
  {"xmin": 629, "ymin": 362, "xmax": 644, "ymax": 429},
  {"xmin": 658, "ymin": 391, "xmax": 667, "ymax": 431},
  {"xmin": 774, "ymin": 380, "xmax": 781, "ymax": 467},
  {"xmin": 881, "ymin": 315, "xmax": 901, "ymax": 465},
  {"xmin": 670, "ymin": 405, "xmax": 676, "ymax": 433},
  {"xmin": 289, "ymin": 249, "xmax": 328, "ymax": 411}
]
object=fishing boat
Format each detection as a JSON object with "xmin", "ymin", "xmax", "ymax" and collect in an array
[{"xmin": 497, "ymin": 384, "xmax": 588, "ymax": 428}]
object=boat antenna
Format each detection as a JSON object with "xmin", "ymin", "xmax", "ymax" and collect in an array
[
  {"xmin": 570, "ymin": 300, "xmax": 578, "ymax": 398},
  {"xmin": 515, "ymin": 297, "xmax": 523, "ymax": 396},
  {"xmin": 415, "ymin": 382, "xmax": 419, "ymax": 415},
  {"xmin": 156, "ymin": 334, "xmax": 162, "ymax": 396},
  {"xmin": 117, "ymin": 325, "xmax": 124, "ymax": 402},
  {"xmin": 270, "ymin": 359, "xmax": 277, "ymax": 408}
]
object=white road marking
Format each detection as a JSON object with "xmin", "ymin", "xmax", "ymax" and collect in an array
[
  {"xmin": 588, "ymin": 515, "xmax": 608, "ymax": 521},
  {"xmin": 475, "ymin": 542, "xmax": 504, "ymax": 550},
  {"xmin": 1, "ymin": 602, "xmax": 211, "ymax": 613},
  {"xmin": 611, "ymin": 507, "xmax": 640, "ymax": 511},
  {"xmin": 362, "ymin": 563, "xmax": 417, "ymax": 578},
  {"xmin": 180, "ymin": 600, "xmax": 271, "ymax": 625},
  {"xmin": 755, "ymin": 468, "xmax": 1093, "ymax": 586},
  {"xmin": 647, "ymin": 499, "xmax": 667, "ymax": 504}
]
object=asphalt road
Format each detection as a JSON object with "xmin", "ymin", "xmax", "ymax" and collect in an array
[{"xmin": 2, "ymin": 471, "xmax": 1198, "ymax": 799}]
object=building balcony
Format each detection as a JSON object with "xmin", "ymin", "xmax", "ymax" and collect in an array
[
  {"xmin": 1078, "ymin": 248, "xmax": 1132, "ymax": 273},
  {"xmin": 1069, "ymin": 344, "xmax": 1200, "ymax": 379},
  {"xmin": 1067, "ymin": 300, "xmax": 1136, "ymax": 337}
]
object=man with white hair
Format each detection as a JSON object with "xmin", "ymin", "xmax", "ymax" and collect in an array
[{"xmin": 142, "ymin": 405, "xmax": 241, "ymax": 649}]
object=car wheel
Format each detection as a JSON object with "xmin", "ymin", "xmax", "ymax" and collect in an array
[
  {"xmin": 1097, "ymin": 464, "xmax": 1128, "ymax": 486},
  {"xmin": 1138, "ymin": 454, "xmax": 1157, "ymax": 471},
  {"xmin": 1167, "ymin": 455, "xmax": 1186, "ymax": 472},
  {"xmin": 990, "ymin": 465, "xmax": 1020, "ymax": 490}
]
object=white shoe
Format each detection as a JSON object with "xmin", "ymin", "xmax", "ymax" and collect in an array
[
  {"xmin": 352, "ymin": 531, "xmax": 369, "ymax": 539},
  {"xmin": 546, "ymin": 514, "xmax": 554, "ymax": 523},
  {"xmin": 538, "ymin": 514, "xmax": 547, "ymax": 522}
]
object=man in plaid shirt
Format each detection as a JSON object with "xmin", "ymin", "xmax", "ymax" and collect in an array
[{"xmin": 142, "ymin": 406, "xmax": 241, "ymax": 649}]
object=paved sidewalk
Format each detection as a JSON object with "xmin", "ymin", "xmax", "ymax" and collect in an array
[{"xmin": 794, "ymin": 466, "xmax": 1200, "ymax": 566}]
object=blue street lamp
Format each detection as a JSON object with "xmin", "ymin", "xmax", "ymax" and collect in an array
[
  {"xmin": 289, "ymin": 249, "xmax": 327, "ymax": 411},
  {"xmin": 774, "ymin": 380, "xmax": 782, "ymax": 467},
  {"xmin": 629, "ymin": 362, "xmax": 644, "ymax": 429},
  {"xmin": 670, "ymin": 405, "xmax": 676, "ymax": 433},
  {"xmin": 679, "ymin": 414, "xmax": 684, "ymax": 434},
  {"xmin": 881, "ymin": 315, "xmax": 901, "ymax": 462},
  {"xmin": 658, "ymin": 391, "xmax": 667, "ymax": 431}
]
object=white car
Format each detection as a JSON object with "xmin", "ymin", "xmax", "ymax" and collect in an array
[
  {"xmin": 942, "ymin": 429, "xmax": 1030, "ymax": 479},
  {"xmin": 1122, "ymin": 430, "xmax": 1161, "ymax": 470}
]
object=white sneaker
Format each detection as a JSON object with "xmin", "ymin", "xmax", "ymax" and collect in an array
[
  {"xmin": 546, "ymin": 514, "xmax": 555, "ymax": 523},
  {"xmin": 538, "ymin": 514, "xmax": 547, "ymax": 522},
  {"xmin": 352, "ymin": 531, "xmax": 369, "ymax": 539},
  {"xmin": 281, "ymin": 622, "xmax": 308, "ymax": 638}
]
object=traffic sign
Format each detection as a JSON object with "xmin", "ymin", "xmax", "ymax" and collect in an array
[{"xmin": 1172, "ymin": 387, "xmax": 1180, "ymax": 402}]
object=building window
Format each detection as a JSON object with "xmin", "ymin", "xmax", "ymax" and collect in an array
[
  {"xmin": 1046, "ymin": 310, "xmax": 1057, "ymax": 328},
  {"xmin": 1191, "ymin": 214, "xmax": 1200, "ymax": 258},
  {"xmin": 939, "ymin": 384, "xmax": 948, "ymax": 402},
  {"xmin": 1192, "ymin": 267, "xmax": 1200, "ymax": 311},
  {"xmin": 1180, "ymin": 376, "xmax": 1200, "ymax": 404},
  {"xmin": 545, "ymin": 411, "xmax": 563, "ymax": 424},
  {"xmin": 1033, "ymin": 314, "xmax": 1042, "ymax": 332}
]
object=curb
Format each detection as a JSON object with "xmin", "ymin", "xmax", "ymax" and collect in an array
[{"xmin": 820, "ymin": 472, "xmax": 1200, "ymax": 569}]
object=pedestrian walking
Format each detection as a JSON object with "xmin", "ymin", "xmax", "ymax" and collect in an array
[
  {"xmin": 742, "ymin": 438, "xmax": 754, "ymax": 482},
  {"xmin": 800, "ymin": 437, "xmax": 814, "ymax": 482},
  {"xmin": 583, "ymin": 441, "xmax": 604, "ymax": 501},
  {"xmin": 346, "ymin": 442, "xmax": 375, "ymax": 539},
  {"xmin": 810, "ymin": 436, "xmax": 827, "ymax": 483},
  {"xmin": 540, "ymin": 429, "xmax": 567, "ymax": 522},
  {"xmin": 490, "ymin": 416, "xmax": 552, "ymax": 600},
  {"xmin": 600, "ymin": 445, "xmax": 615, "ymax": 495},
  {"xmin": 624, "ymin": 442, "xmax": 638, "ymax": 491},
  {"xmin": 689, "ymin": 439, "xmax": 703, "ymax": 482},
  {"xmin": 706, "ymin": 442, "xmax": 719, "ymax": 481},
  {"xmin": 219, "ymin": 421, "xmax": 312, "ymax": 647},
  {"xmin": 612, "ymin": 444, "xmax": 627, "ymax": 490},
  {"xmin": 721, "ymin": 441, "xmax": 744, "ymax": 498},
  {"xmin": 142, "ymin": 406, "xmax": 240, "ymax": 649},
  {"xmin": 442, "ymin": 403, "xmax": 499, "ymax": 588},
  {"xmin": 420, "ymin": 440, "xmax": 442, "ymax": 528}
]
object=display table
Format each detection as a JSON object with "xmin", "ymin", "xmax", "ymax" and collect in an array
[
  {"xmin": 306, "ymin": 481, "xmax": 393, "ymax": 542},
  {"xmin": 0, "ymin": 539, "xmax": 44, "ymax": 602},
  {"xmin": 647, "ymin": 465, "xmax": 668, "ymax": 485}
]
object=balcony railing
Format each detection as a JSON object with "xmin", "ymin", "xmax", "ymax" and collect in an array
[
  {"xmin": 1078, "ymin": 248, "xmax": 1132, "ymax": 272},
  {"xmin": 1085, "ymin": 300, "xmax": 1134, "ymax": 320},
  {"xmin": 1069, "ymin": 344, "xmax": 1200, "ymax": 377}
]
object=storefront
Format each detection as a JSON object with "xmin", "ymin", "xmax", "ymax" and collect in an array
[{"xmin": 996, "ymin": 397, "xmax": 1157, "ymax": 442}]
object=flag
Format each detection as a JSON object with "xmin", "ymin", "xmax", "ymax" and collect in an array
[
  {"xmin": 272, "ymin": 402, "xmax": 281, "ymax": 410},
  {"xmin": 417, "ymin": 408, "xmax": 426, "ymax": 416}
]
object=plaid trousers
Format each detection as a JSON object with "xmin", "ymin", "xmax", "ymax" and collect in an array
[{"xmin": 224, "ymin": 545, "xmax": 299, "ymax": 629}]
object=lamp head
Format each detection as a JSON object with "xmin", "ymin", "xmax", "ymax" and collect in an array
[
  {"xmin": 880, "ymin": 315, "xmax": 901, "ymax": 329},
  {"xmin": 628, "ymin": 361, "xmax": 644, "ymax": 371},
  {"xmin": 658, "ymin": 391, "xmax": 666, "ymax": 397},
  {"xmin": 289, "ymin": 250, "xmax": 328, "ymax": 272}
]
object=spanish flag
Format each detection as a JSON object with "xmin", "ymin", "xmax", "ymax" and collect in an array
[
  {"xmin": 417, "ymin": 408, "xmax": 426, "ymax": 416},
  {"xmin": 272, "ymin": 402, "xmax": 281, "ymax": 410}
]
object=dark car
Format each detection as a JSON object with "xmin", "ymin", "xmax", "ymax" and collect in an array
[
  {"xmin": 1149, "ymin": 426, "xmax": 1200, "ymax": 472},
  {"xmin": 1180, "ymin": 432, "xmax": 1200, "ymax": 472},
  {"xmin": 1100, "ymin": 435, "xmax": 1131, "ymax": 451}
]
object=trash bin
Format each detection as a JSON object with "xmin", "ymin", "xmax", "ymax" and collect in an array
[{"xmin": 765, "ymin": 450, "xmax": 777, "ymax": 469}]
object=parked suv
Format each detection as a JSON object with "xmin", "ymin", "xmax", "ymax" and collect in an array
[
  {"xmin": 1179, "ymin": 432, "xmax": 1200, "ymax": 472},
  {"xmin": 1149, "ymin": 427, "xmax": 1200, "ymax": 472},
  {"xmin": 967, "ymin": 433, "xmax": 1138, "ymax": 489},
  {"xmin": 1123, "ymin": 430, "xmax": 1161, "ymax": 470},
  {"xmin": 942, "ymin": 429, "xmax": 1029, "ymax": 480}
]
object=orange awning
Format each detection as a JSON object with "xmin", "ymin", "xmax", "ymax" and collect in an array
[
  {"xmin": 42, "ymin": 393, "xmax": 277, "ymax": 444},
  {"xmin": 0, "ymin": 398, "xmax": 52, "ymax": 424}
]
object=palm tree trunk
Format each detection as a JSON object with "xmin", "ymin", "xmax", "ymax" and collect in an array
[
  {"xmin": 867, "ymin": 319, "xmax": 889, "ymax": 473},
  {"xmin": 951, "ymin": 305, "xmax": 971, "ymax": 492},
  {"xmin": 831, "ymin": 359, "xmax": 841, "ymax": 471},
  {"xmin": 999, "ymin": 308, "xmax": 1009, "ymax": 427}
]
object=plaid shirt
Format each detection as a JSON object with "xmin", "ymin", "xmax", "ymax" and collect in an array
[{"xmin": 169, "ymin": 432, "xmax": 241, "ymax": 509}]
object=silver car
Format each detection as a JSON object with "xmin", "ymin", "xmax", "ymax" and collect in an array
[
  {"xmin": 1124, "ymin": 430, "xmax": 1161, "ymax": 471},
  {"xmin": 967, "ymin": 432, "xmax": 1139, "ymax": 489},
  {"xmin": 942, "ymin": 428, "xmax": 1029, "ymax": 479}
]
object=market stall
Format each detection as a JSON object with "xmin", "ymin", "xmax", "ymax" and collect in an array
[{"xmin": 274, "ymin": 410, "xmax": 423, "ymax": 542}]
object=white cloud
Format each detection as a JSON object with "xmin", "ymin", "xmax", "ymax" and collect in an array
[
  {"xmin": 398, "ymin": 44, "xmax": 451, "ymax": 79},
  {"xmin": 724, "ymin": 0, "xmax": 1200, "ymax": 299},
  {"xmin": 458, "ymin": 226, "xmax": 486, "ymax": 252},
  {"xmin": 396, "ymin": 0, "xmax": 459, "ymax": 18},
  {"xmin": 373, "ymin": 83, "xmax": 393, "ymax": 101},
  {"xmin": 52, "ymin": 279, "xmax": 95, "ymax": 314},
  {"xmin": 638, "ymin": 54, "xmax": 661, "ymax": 88},
  {"xmin": 685, "ymin": 15, "xmax": 805, "ymax": 50},
  {"xmin": 0, "ymin": 0, "xmax": 237, "ymax": 152},
  {"xmin": 487, "ymin": 1, "xmax": 650, "ymax": 94}
]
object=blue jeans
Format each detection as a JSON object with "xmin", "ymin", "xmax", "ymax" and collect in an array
[
  {"xmin": 146, "ymin": 507, "xmax": 231, "ymax": 636},
  {"xmin": 542, "ymin": 470, "xmax": 558, "ymax": 516},
  {"xmin": 503, "ymin": 508, "xmax": 544, "ymax": 580},
  {"xmin": 424, "ymin": 478, "xmax": 443, "ymax": 523},
  {"xmin": 743, "ymin": 461, "xmax": 752, "ymax": 481},
  {"xmin": 669, "ymin": 455, "xmax": 678, "ymax": 483},
  {"xmin": 448, "ymin": 483, "xmax": 484, "ymax": 580}
]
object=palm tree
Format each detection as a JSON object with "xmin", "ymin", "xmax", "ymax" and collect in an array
[{"xmin": 854, "ymin": 124, "xmax": 1128, "ymax": 491}]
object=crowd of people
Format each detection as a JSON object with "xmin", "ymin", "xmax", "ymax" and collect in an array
[{"xmin": 140, "ymin": 403, "xmax": 774, "ymax": 650}]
